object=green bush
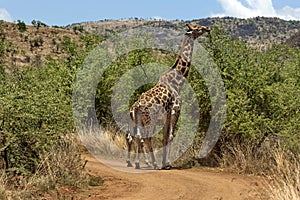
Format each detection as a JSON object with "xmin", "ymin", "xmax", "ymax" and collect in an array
[
  {"xmin": 203, "ymin": 28, "xmax": 300, "ymax": 152},
  {"xmin": 16, "ymin": 20, "xmax": 26, "ymax": 32},
  {"xmin": 0, "ymin": 64, "xmax": 74, "ymax": 175},
  {"xmin": 0, "ymin": 33, "xmax": 104, "ymax": 176},
  {"xmin": 93, "ymin": 28, "xmax": 300, "ymax": 154}
]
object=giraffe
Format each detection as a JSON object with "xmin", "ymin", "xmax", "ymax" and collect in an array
[{"xmin": 126, "ymin": 24, "xmax": 211, "ymax": 170}]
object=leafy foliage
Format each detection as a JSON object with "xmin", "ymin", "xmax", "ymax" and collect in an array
[
  {"xmin": 0, "ymin": 33, "xmax": 104, "ymax": 176},
  {"xmin": 93, "ymin": 27, "xmax": 300, "ymax": 153},
  {"xmin": 95, "ymin": 49, "xmax": 174, "ymax": 125},
  {"xmin": 204, "ymin": 28, "xmax": 300, "ymax": 152},
  {"xmin": 16, "ymin": 20, "xmax": 26, "ymax": 32},
  {"xmin": 0, "ymin": 65, "xmax": 73, "ymax": 174}
]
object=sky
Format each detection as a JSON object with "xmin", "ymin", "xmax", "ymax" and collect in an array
[{"xmin": 0, "ymin": 0, "xmax": 299, "ymax": 26}]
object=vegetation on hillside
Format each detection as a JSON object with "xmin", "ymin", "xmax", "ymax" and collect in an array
[
  {"xmin": 0, "ymin": 20, "xmax": 92, "ymax": 69},
  {"xmin": 68, "ymin": 17, "xmax": 300, "ymax": 49},
  {"xmin": 285, "ymin": 31, "xmax": 300, "ymax": 47}
]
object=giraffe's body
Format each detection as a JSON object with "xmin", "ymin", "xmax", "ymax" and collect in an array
[{"xmin": 126, "ymin": 24, "xmax": 211, "ymax": 169}]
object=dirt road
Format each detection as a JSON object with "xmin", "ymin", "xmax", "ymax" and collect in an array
[{"xmin": 82, "ymin": 155, "xmax": 268, "ymax": 200}]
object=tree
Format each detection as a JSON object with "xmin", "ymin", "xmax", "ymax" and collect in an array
[
  {"xmin": 17, "ymin": 20, "xmax": 26, "ymax": 32},
  {"xmin": 31, "ymin": 19, "xmax": 48, "ymax": 29}
]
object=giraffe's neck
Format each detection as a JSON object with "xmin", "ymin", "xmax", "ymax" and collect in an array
[
  {"xmin": 179, "ymin": 34, "xmax": 195, "ymax": 63},
  {"xmin": 172, "ymin": 34, "xmax": 195, "ymax": 77},
  {"xmin": 157, "ymin": 34, "xmax": 196, "ymax": 94}
]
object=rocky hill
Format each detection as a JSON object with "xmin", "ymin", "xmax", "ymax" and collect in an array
[
  {"xmin": 0, "ymin": 20, "xmax": 88, "ymax": 71},
  {"xmin": 285, "ymin": 31, "xmax": 300, "ymax": 47},
  {"xmin": 68, "ymin": 17, "xmax": 300, "ymax": 50},
  {"xmin": 0, "ymin": 17, "xmax": 299, "ymax": 69}
]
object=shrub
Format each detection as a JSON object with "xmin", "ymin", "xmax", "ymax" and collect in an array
[
  {"xmin": 0, "ymin": 134, "xmax": 95, "ymax": 199},
  {"xmin": 203, "ymin": 28, "xmax": 300, "ymax": 152},
  {"xmin": 31, "ymin": 20, "xmax": 48, "ymax": 29},
  {"xmin": 16, "ymin": 20, "xmax": 26, "ymax": 32}
]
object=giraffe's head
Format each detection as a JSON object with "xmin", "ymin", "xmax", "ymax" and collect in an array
[{"xmin": 186, "ymin": 24, "xmax": 211, "ymax": 38}]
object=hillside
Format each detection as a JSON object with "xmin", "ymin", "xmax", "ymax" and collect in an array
[
  {"xmin": 68, "ymin": 17, "xmax": 300, "ymax": 50},
  {"xmin": 0, "ymin": 20, "xmax": 89, "ymax": 71},
  {"xmin": 0, "ymin": 17, "xmax": 299, "ymax": 69},
  {"xmin": 285, "ymin": 31, "xmax": 300, "ymax": 47}
]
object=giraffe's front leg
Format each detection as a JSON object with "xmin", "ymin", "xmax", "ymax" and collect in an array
[
  {"xmin": 162, "ymin": 105, "xmax": 180, "ymax": 170},
  {"xmin": 162, "ymin": 134, "xmax": 174, "ymax": 169},
  {"xmin": 162, "ymin": 108, "xmax": 172, "ymax": 170}
]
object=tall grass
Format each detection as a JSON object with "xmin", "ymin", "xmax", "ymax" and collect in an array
[
  {"xmin": 216, "ymin": 136, "xmax": 276, "ymax": 175},
  {"xmin": 268, "ymin": 150, "xmax": 300, "ymax": 200},
  {"xmin": 78, "ymin": 126, "xmax": 128, "ymax": 160},
  {"xmin": 25, "ymin": 134, "xmax": 90, "ymax": 193},
  {"xmin": 216, "ymin": 136, "xmax": 299, "ymax": 200},
  {"xmin": 0, "ymin": 134, "xmax": 98, "ymax": 199},
  {"xmin": 78, "ymin": 126, "xmax": 169, "ymax": 166},
  {"xmin": 0, "ymin": 171, "xmax": 8, "ymax": 200}
]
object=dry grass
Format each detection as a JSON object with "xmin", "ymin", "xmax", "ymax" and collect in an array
[
  {"xmin": 217, "ymin": 137, "xmax": 276, "ymax": 175},
  {"xmin": 77, "ymin": 126, "xmax": 166, "ymax": 166},
  {"xmin": 25, "ymin": 134, "xmax": 89, "ymax": 193},
  {"xmin": 216, "ymin": 136, "xmax": 300, "ymax": 200},
  {"xmin": 0, "ymin": 134, "xmax": 100, "ymax": 199},
  {"xmin": 78, "ymin": 126, "xmax": 128, "ymax": 160},
  {"xmin": 0, "ymin": 172, "xmax": 8, "ymax": 200},
  {"xmin": 267, "ymin": 150, "xmax": 300, "ymax": 200}
]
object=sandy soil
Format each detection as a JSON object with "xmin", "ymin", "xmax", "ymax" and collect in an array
[{"xmin": 76, "ymin": 154, "xmax": 269, "ymax": 200}]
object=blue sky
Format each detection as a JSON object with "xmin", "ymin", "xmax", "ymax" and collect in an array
[{"xmin": 0, "ymin": 0, "xmax": 299, "ymax": 26}]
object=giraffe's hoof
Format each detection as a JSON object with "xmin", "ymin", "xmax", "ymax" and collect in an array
[
  {"xmin": 153, "ymin": 164, "xmax": 159, "ymax": 170},
  {"xmin": 135, "ymin": 163, "xmax": 141, "ymax": 169},
  {"xmin": 161, "ymin": 165, "xmax": 172, "ymax": 170},
  {"xmin": 145, "ymin": 161, "xmax": 151, "ymax": 167},
  {"xmin": 126, "ymin": 161, "xmax": 133, "ymax": 167}
]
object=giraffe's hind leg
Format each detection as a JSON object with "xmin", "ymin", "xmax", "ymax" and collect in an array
[
  {"xmin": 141, "ymin": 140, "xmax": 151, "ymax": 166},
  {"xmin": 135, "ymin": 139, "xmax": 151, "ymax": 169},
  {"xmin": 134, "ymin": 126, "xmax": 144, "ymax": 169},
  {"xmin": 126, "ymin": 132, "xmax": 133, "ymax": 167},
  {"xmin": 145, "ymin": 137, "xmax": 158, "ymax": 169},
  {"xmin": 134, "ymin": 137, "xmax": 143, "ymax": 169}
]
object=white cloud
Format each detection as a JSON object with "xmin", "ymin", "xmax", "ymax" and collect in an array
[
  {"xmin": 278, "ymin": 6, "xmax": 300, "ymax": 20},
  {"xmin": 0, "ymin": 8, "xmax": 13, "ymax": 22},
  {"xmin": 213, "ymin": 0, "xmax": 300, "ymax": 20}
]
